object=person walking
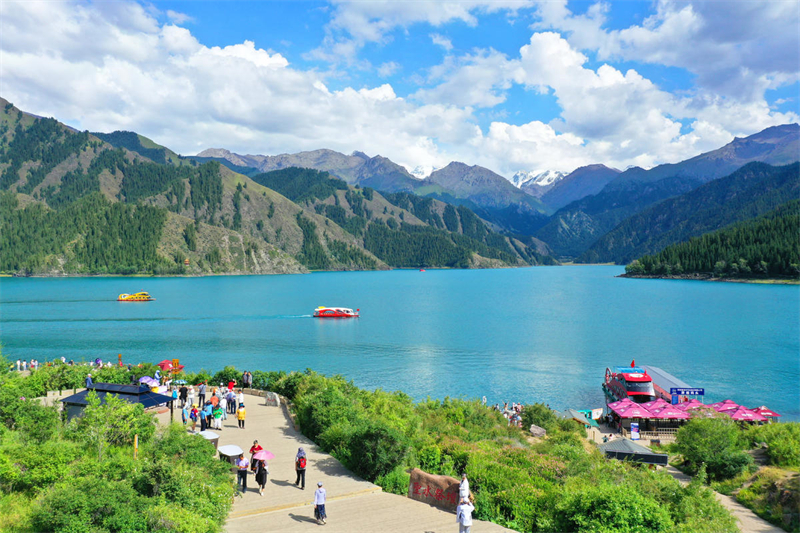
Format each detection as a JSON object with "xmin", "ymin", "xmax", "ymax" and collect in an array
[
  {"xmin": 85, "ymin": 374, "xmax": 93, "ymax": 389},
  {"xmin": 237, "ymin": 403, "xmax": 246, "ymax": 429},
  {"xmin": 15, "ymin": 359, "xmax": 20, "ymax": 372},
  {"xmin": 237, "ymin": 389, "xmax": 245, "ymax": 407},
  {"xmin": 212, "ymin": 402, "xmax": 224, "ymax": 430},
  {"xmin": 189, "ymin": 404, "xmax": 199, "ymax": 432},
  {"xmin": 226, "ymin": 390, "xmax": 236, "ymax": 414},
  {"xmin": 198, "ymin": 382, "xmax": 206, "ymax": 406},
  {"xmin": 255, "ymin": 459, "xmax": 268, "ymax": 496},
  {"xmin": 314, "ymin": 481, "xmax": 327, "ymax": 525},
  {"xmin": 250, "ymin": 440, "xmax": 263, "ymax": 463},
  {"xmin": 294, "ymin": 447, "xmax": 307, "ymax": 489},
  {"xmin": 179, "ymin": 384, "xmax": 188, "ymax": 407},
  {"xmin": 236, "ymin": 454, "xmax": 250, "ymax": 493},
  {"xmin": 219, "ymin": 395, "xmax": 228, "ymax": 421},
  {"xmin": 456, "ymin": 498, "xmax": 475, "ymax": 533},
  {"xmin": 181, "ymin": 404, "xmax": 189, "ymax": 426},
  {"xmin": 187, "ymin": 386, "xmax": 195, "ymax": 408}
]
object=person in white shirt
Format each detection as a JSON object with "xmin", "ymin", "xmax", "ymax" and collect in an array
[
  {"xmin": 237, "ymin": 389, "xmax": 245, "ymax": 407},
  {"xmin": 219, "ymin": 395, "xmax": 228, "ymax": 420},
  {"xmin": 314, "ymin": 481, "xmax": 327, "ymax": 524},
  {"xmin": 456, "ymin": 499, "xmax": 475, "ymax": 533},
  {"xmin": 15, "ymin": 360, "xmax": 20, "ymax": 372},
  {"xmin": 459, "ymin": 473, "xmax": 469, "ymax": 500}
]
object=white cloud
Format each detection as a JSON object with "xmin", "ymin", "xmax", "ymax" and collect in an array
[
  {"xmin": 377, "ymin": 61, "xmax": 400, "ymax": 78},
  {"xmin": 0, "ymin": 0, "xmax": 796, "ymax": 183},
  {"xmin": 413, "ymin": 49, "xmax": 514, "ymax": 108},
  {"xmin": 166, "ymin": 10, "xmax": 193, "ymax": 25},
  {"xmin": 309, "ymin": 1, "xmax": 534, "ymax": 62},
  {"xmin": 533, "ymin": 0, "xmax": 800, "ymax": 101},
  {"xmin": 0, "ymin": 0, "xmax": 474, "ymax": 173},
  {"xmin": 430, "ymin": 33, "xmax": 453, "ymax": 51},
  {"xmin": 416, "ymin": 31, "xmax": 798, "ymax": 175}
]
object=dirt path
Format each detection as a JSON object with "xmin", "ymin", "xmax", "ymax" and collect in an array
[{"xmin": 665, "ymin": 466, "xmax": 785, "ymax": 533}]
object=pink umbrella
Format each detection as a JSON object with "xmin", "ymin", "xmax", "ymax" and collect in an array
[
  {"xmin": 709, "ymin": 400, "xmax": 739, "ymax": 411},
  {"xmin": 751, "ymin": 406, "xmax": 781, "ymax": 418},
  {"xmin": 652, "ymin": 406, "xmax": 690, "ymax": 420},
  {"xmin": 252, "ymin": 450, "xmax": 275, "ymax": 461},
  {"xmin": 642, "ymin": 398, "xmax": 670, "ymax": 411},
  {"xmin": 678, "ymin": 399, "xmax": 706, "ymax": 410},
  {"xmin": 608, "ymin": 398, "xmax": 635, "ymax": 410},
  {"xmin": 616, "ymin": 405, "xmax": 654, "ymax": 419},
  {"xmin": 729, "ymin": 407, "xmax": 767, "ymax": 422}
]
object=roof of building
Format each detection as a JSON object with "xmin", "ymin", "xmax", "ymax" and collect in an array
[
  {"xmin": 642, "ymin": 365, "xmax": 691, "ymax": 390},
  {"xmin": 60, "ymin": 383, "xmax": 173, "ymax": 409},
  {"xmin": 598, "ymin": 438, "xmax": 669, "ymax": 465}
]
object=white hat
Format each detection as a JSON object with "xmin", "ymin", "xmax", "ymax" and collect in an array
[{"xmin": 317, "ymin": 481, "xmax": 323, "ymax": 487}]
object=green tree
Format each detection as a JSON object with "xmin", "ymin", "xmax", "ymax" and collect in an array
[
  {"xmin": 69, "ymin": 391, "xmax": 156, "ymax": 460},
  {"xmin": 676, "ymin": 415, "xmax": 752, "ymax": 481}
]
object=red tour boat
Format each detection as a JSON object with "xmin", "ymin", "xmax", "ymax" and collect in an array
[
  {"xmin": 603, "ymin": 360, "xmax": 657, "ymax": 404},
  {"xmin": 313, "ymin": 306, "xmax": 359, "ymax": 318}
]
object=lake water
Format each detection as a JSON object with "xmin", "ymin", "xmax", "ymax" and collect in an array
[{"xmin": 1, "ymin": 266, "xmax": 798, "ymax": 420}]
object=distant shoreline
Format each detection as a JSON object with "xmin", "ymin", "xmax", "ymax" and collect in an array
[{"xmin": 619, "ymin": 273, "xmax": 799, "ymax": 285}]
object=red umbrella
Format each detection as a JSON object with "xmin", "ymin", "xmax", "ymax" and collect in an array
[
  {"xmin": 616, "ymin": 405, "xmax": 655, "ymax": 419},
  {"xmin": 652, "ymin": 406, "xmax": 690, "ymax": 420},
  {"xmin": 729, "ymin": 407, "xmax": 767, "ymax": 422},
  {"xmin": 157, "ymin": 359, "xmax": 173, "ymax": 370},
  {"xmin": 751, "ymin": 406, "xmax": 781, "ymax": 418}
]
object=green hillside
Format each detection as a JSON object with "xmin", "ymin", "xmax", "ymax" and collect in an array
[
  {"xmin": 579, "ymin": 162, "xmax": 800, "ymax": 264},
  {"xmin": 625, "ymin": 200, "xmax": 800, "ymax": 279},
  {"xmin": 251, "ymin": 167, "xmax": 555, "ymax": 268},
  {"xmin": 0, "ymin": 100, "xmax": 554, "ymax": 275}
]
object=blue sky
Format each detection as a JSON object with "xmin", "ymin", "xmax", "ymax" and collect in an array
[{"xmin": 1, "ymin": 0, "xmax": 798, "ymax": 177}]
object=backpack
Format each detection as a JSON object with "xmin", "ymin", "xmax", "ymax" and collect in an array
[{"xmin": 298, "ymin": 456, "xmax": 306, "ymax": 469}]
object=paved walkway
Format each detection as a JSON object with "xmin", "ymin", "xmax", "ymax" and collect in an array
[{"xmin": 157, "ymin": 394, "xmax": 512, "ymax": 533}]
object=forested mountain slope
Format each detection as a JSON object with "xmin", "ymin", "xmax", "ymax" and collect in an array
[
  {"xmin": 0, "ymin": 99, "xmax": 554, "ymax": 275},
  {"xmin": 535, "ymin": 125, "xmax": 799, "ymax": 259},
  {"xmin": 579, "ymin": 162, "xmax": 800, "ymax": 264},
  {"xmin": 624, "ymin": 200, "xmax": 800, "ymax": 279},
  {"xmin": 250, "ymin": 167, "xmax": 555, "ymax": 268}
]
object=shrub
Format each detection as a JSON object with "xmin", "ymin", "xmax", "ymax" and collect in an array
[
  {"xmin": 521, "ymin": 402, "xmax": 559, "ymax": 432},
  {"xmin": 375, "ymin": 465, "xmax": 411, "ymax": 495},
  {"xmin": 347, "ymin": 422, "xmax": 409, "ymax": 480},
  {"xmin": 554, "ymin": 482, "xmax": 674, "ymax": 532},
  {"xmin": 31, "ymin": 477, "xmax": 151, "ymax": 533},
  {"xmin": 676, "ymin": 416, "xmax": 752, "ymax": 481},
  {"xmin": 211, "ymin": 365, "xmax": 242, "ymax": 387},
  {"xmin": 746, "ymin": 422, "xmax": 800, "ymax": 467}
]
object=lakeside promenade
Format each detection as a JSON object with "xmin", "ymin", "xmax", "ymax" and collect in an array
[{"xmin": 155, "ymin": 393, "xmax": 513, "ymax": 533}]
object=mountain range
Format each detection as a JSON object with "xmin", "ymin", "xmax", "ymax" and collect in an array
[
  {"xmin": 3, "ymin": 93, "xmax": 798, "ymax": 274},
  {"xmin": 578, "ymin": 162, "xmax": 800, "ymax": 264},
  {"xmin": 0, "ymin": 97, "xmax": 553, "ymax": 276},
  {"xmin": 536, "ymin": 125, "xmax": 800, "ymax": 259}
]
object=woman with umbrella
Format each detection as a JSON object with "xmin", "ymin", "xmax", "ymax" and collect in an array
[{"xmin": 252, "ymin": 449, "xmax": 274, "ymax": 496}]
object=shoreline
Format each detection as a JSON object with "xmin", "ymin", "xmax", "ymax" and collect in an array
[
  {"xmin": 619, "ymin": 273, "xmax": 799, "ymax": 285},
  {"xmin": 0, "ymin": 263, "xmax": 558, "ymax": 279}
]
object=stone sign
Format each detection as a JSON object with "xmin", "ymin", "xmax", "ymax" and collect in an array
[{"xmin": 407, "ymin": 468, "xmax": 465, "ymax": 512}]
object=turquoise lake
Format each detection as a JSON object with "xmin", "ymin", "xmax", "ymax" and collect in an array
[{"xmin": 1, "ymin": 266, "xmax": 798, "ymax": 420}]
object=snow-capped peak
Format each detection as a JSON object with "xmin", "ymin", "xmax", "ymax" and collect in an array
[
  {"xmin": 511, "ymin": 170, "xmax": 566, "ymax": 188},
  {"xmin": 409, "ymin": 165, "xmax": 440, "ymax": 180}
]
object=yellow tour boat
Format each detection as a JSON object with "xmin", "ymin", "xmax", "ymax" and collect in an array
[{"xmin": 117, "ymin": 292, "xmax": 155, "ymax": 302}]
